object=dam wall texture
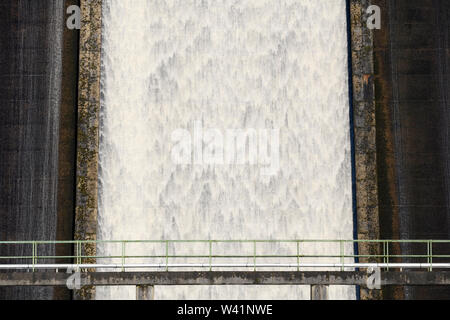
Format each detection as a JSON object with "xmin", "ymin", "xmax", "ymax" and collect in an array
[
  {"xmin": 372, "ymin": 0, "xmax": 450, "ymax": 299},
  {"xmin": 0, "ymin": 0, "xmax": 79, "ymax": 300},
  {"xmin": 74, "ymin": 0, "xmax": 102, "ymax": 301},
  {"xmin": 348, "ymin": 0, "xmax": 381, "ymax": 300}
]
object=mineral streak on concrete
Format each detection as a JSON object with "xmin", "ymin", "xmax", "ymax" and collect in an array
[
  {"xmin": 2, "ymin": 271, "xmax": 450, "ymax": 287},
  {"xmin": 74, "ymin": 0, "xmax": 103, "ymax": 300},
  {"xmin": 349, "ymin": 0, "xmax": 382, "ymax": 300},
  {"xmin": 0, "ymin": 1, "xmax": 66, "ymax": 300},
  {"xmin": 371, "ymin": 0, "xmax": 450, "ymax": 299}
]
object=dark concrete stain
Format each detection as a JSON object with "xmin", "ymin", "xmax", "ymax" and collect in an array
[
  {"xmin": 0, "ymin": 0, "xmax": 79, "ymax": 300},
  {"xmin": 372, "ymin": 0, "xmax": 450, "ymax": 299}
]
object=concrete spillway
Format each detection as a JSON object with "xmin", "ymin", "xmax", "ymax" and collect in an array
[
  {"xmin": 1, "ymin": 0, "xmax": 448, "ymax": 301},
  {"xmin": 97, "ymin": 0, "xmax": 355, "ymax": 300}
]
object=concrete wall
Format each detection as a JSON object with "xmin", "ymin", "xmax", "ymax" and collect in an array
[
  {"xmin": 372, "ymin": 0, "xmax": 450, "ymax": 299},
  {"xmin": 0, "ymin": 0, "xmax": 79, "ymax": 300},
  {"xmin": 74, "ymin": 0, "xmax": 102, "ymax": 300},
  {"xmin": 348, "ymin": 0, "xmax": 382, "ymax": 300},
  {"xmin": 54, "ymin": 0, "xmax": 81, "ymax": 300}
]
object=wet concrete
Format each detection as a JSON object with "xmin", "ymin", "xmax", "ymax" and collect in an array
[
  {"xmin": 0, "ymin": 1, "xmax": 79, "ymax": 300},
  {"xmin": 372, "ymin": 0, "xmax": 450, "ymax": 299}
]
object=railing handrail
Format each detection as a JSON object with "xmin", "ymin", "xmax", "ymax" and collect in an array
[{"xmin": 0, "ymin": 239, "xmax": 449, "ymax": 272}]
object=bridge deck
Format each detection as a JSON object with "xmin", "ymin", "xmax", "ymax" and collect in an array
[{"xmin": 1, "ymin": 271, "xmax": 450, "ymax": 286}]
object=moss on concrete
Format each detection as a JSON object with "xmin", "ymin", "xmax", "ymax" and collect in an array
[
  {"xmin": 74, "ymin": 0, "xmax": 102, "ymax": 300},
  {"xmin": 349, "ymin": 0, "xmax": 382, "ymax": 300}
]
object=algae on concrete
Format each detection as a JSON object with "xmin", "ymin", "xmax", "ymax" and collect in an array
[
  {"xmin": 74, "ymin": 0, "xmax": 102, "ymax": 300},
  {"xmin": 349, "ymin": 0, "xmax": 382, "ymax": 300}
]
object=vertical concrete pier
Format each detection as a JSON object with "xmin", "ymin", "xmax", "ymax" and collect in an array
[
  {"xmin": 310, "ymin": 285, "xmax": 329, "ymax": 300},
  {"xmin": 348, "ymin": 0, "xmax": 382, "ymax": 300},
  {"xmin": 136, "ymin": 285, "xmax": 155, "ymax": 300},
  {"xmin": 74, "ymin": 0, "xmax": 103, "ymax": 300}
]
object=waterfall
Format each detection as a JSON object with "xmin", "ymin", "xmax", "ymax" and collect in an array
[{"xmin": 98, "ymin": 0, "xmax": 354, "ymax": 299}]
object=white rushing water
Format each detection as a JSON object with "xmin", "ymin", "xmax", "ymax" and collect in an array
[{"xmin": 98, "ymin": 0, "xmax": 355, "ymax": 299}]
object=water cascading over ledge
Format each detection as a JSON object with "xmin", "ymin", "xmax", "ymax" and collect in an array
[{"xmin": 97, "ymin": 0, "xmax": 355, "ymax": 299}]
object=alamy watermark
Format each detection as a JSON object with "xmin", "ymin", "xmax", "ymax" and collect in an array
[
  {"xmin": 171, "ymin": 121, "xmax": 280, "ymax": 176},
  {"xmin": 366, "ymin": 267, "xmax": 381, "ymax": 289},
  {"xmin": 66, "ymin": 5, "xmax": 81, "ymax": 30},
  {"xmin": 366, "ymin": 5, "xmax": 381, "ymax": 30},
  {"xmin": 66, "ymin": 266, "xmax": 82, "ymax": 290}
]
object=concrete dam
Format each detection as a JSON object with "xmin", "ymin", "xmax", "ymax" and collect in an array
[{"xmin": 0, "ymin": 0, "xmax": 449, "ymax": 300}]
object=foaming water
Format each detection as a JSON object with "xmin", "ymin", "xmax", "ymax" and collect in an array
[{"xmin": 98, "ymin": 0, "xmax": 354, "ymax": 299}]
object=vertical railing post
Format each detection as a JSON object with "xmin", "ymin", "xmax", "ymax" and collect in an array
[
  {"xmin": 32, "ymin": 242, "xmax": 36, "ymax": 272},
  {"xmin": 430, "ymin": 240, "xmax": 433, "ymax": 271},
  {"xmin": 122, "ymin": 242, "xmax": 126, "ymax": 272},
  {"xmin": 209, "ymin": 240, "xmax": 212, "ymax": 272},
  {"xmin": 296, "ymin": 241, "xmax": 300, "ymax": 272},
  {"xmin": 76, "ymin": 241, "xmax": 81, "ymax": 270},
  {"xmin": 253, "ymin": 241, "xmax": 256, "ymax": 272},
  {"xmin": 386, "ymin": 241, "xmax": 389, "ymax": 271},
  {"xmin": 428, "ymin": 240, "xmax": 433, "ymax": 272},
  {"xmin": 165, "ymin": 241, "xmax": 169, "ymax": 272},
  {"xmin": 340, "ymin": 240, "xmax": 344, "ymax": 271}
]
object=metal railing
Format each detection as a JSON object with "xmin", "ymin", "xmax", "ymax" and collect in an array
[{"xmin": 0, "ymin": 239, "xmax": 449, "ymax": 272}]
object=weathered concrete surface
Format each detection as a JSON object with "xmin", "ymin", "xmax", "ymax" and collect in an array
[
  {"xmin": 0, "ymin": 0, "xmax": 77, "ymax": 300},
  {"xmin": 370, "ymin": 0, "xmax": 404, "ymax": 300},
  {"xmin": 54, "ymin": 0, "xmax": 81, "ymax": 301},
  {"xmin": 310, "ymin": 285, "xmax": 329, "ymax": 300},
  {"xmin": 136, "ymin": 285, "xmax": 155, "ymax": 300},
  {"xmin": 1, "ymin": 271, "xmax": 450, "ymax": 287},
  {"xmin": 74, "ymin": 0, "xmax": 102, "ymax": 300},
  {"xmin": 371, "ymin": 0, "xmax": 450, "ymax": 299},
  {"xmin": 348, "ymin": 0, "xmax": 382, "ymax": 300}
]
